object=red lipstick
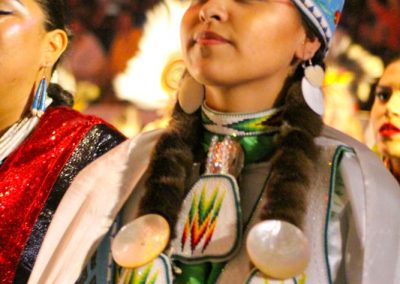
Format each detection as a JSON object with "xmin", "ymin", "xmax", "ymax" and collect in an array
[{"xmin": 379, "ymin": 123, "xmax": 400, "ymax": 138}]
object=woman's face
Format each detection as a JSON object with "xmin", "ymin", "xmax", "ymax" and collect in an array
[
  {"xmin": 180, "ymin": 0, "xmax": 306, "ymax": 87},
  {"xmin": 0, "ymin": 0, "xmax": 48, "ymax": 105},
  {"xmin": 371, "ymin": 60, "xmax": 400, "ymax": 158}
]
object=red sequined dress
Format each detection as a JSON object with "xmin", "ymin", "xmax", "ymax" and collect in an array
[{"xmin": 0, "ymin": 106, "xmax": 125, "ymax": 283}]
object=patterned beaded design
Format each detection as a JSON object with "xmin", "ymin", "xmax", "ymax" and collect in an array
[
  {"xmin": 202, "ymin": 104, "xmax": 282, "ymax": 137},
  {"xmin": 292, "ymin": 0, "xmax": 345, "ymax": 50}
]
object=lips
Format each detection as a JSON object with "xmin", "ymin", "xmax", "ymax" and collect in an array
[
  {"xmin": 379, "ymin": 123, "xmax": 400, "ymax": 138},
  {"xmin": 193, "ymin": 31, "xmax": 230, "ymax": 45}
]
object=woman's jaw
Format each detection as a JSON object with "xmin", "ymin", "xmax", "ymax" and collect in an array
[{"xmin": 180, "ymin": 0, "xmax": 315, "ymax": 113}]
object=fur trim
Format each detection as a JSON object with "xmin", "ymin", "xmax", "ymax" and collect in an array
[
  {"xmin": 261, "ymin": 80, "xmax": 323, "ymax": 228},
  {"xmin": 139, "ymin": 104, "xmax": 202, "ymax": 238}
]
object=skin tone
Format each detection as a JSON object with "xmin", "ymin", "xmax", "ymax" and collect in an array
[
  {"xmin": 370, "ymin": 59, "xmax": 400, "ymax": 176},
  {"xmin": 0, "ymin": 0, "xmax": 68, "ymax": 136},
  {"xmin": 180, "ymin": 0, "xmax": 320, "ymax": 113}
]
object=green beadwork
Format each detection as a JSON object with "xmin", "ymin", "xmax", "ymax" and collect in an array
[{"xmin": 201, "ymin": 105, "xmax": 282, "ymax": 164}]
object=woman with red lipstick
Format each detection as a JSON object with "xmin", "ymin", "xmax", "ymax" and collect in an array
[
  {"xmin": 64, "ymin": 0, "xmax": 400, "ymax": 283},
  {"xmin": 371, "ymin": 58, "xmax": 400, "ymax": 182}
]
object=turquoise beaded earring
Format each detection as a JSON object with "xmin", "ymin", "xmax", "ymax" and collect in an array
[{"xmin": 31, "ymin": 70, "xmax": 48, "ymax": 117}]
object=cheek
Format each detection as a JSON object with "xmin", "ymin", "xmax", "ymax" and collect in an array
[
  {"xmin": 180, "ymin": 21, "xmax": 188, "ymax": 58},
  {"xmin": 384, "ymin": 140, "xmax": 400, "ymax": 158},
  {"xmin": 370, "ymin": 102, "xmax": 384, "ymax": 132},
  {"xmin": 242, "ymin": 17, "xmax": 300, "ymax": 63},
  {"xmin": 180, "ymin": 11, "xmax": 194, "ymax": 63},
  {"xmin": 0, "ymin": 23, "xmax": 44, "ymax": 88}
]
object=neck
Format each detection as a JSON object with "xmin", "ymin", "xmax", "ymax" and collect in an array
[
  {"xmin": 204, "ymin": 70, "xmax": 288, "ymax": 113},
  {"xmin": 0, "ymin": 111, "xmax": 27, "ymax": 137},
  {"xmin": 0, "ymin": 91, "xmax": 32, "ymax": 136}
]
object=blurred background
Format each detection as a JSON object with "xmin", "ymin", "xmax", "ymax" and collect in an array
[{"xmin": 59, "ymin": 0, "xmax": 400, "ymax": 143}]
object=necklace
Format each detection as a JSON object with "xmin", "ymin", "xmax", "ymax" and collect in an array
[
  {"xmin": 201, "ymin": 103, "xmax": 283, "ymax": 164},
  {"xmin": 0, "ymin": 96, "xmax": 53, "ymax": 164}
]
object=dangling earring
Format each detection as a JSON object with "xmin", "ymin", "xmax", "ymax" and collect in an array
[
  {"xmin": 178, "ymin": 71, "xmax": 205, "ymax": 114},
  {"xmin": 31, "ymin": 73, "xmax": 48, "ymax": 117},
  {"xmin": 301, "ymin": 59, "xmax": 325, "ymax": 116}
]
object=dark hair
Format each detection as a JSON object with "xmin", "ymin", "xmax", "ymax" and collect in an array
[
  {"xmin": 36, "ymin": 0, "xmax": 67, "ymax": 31},
  {"xmin": 35, "ymin": 0, "xmax": 72, "ymax": 64},
  {"xmin": 299, "ymin": 13, "xmax": 326, "ymax": 66},
  {"xmin": 386, "ymin": 57, "xmax": 400, "ymax": 67}
]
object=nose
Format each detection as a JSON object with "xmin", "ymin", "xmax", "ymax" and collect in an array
[
  {"xmin": 386, "ymin": 90, "xmax": 400, "ymax": 117},
  {"xmin": 199, "ymin": 0, "xmax": 228, "ymax": 23}
]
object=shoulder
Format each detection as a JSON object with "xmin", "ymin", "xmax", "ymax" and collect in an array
[
  {"xmin": 125, "ymin": 128, "xmax": 165, "ymax": 155},
  {"xmin": 76, "ymin": 128, "xmax": 165, "ymax": 178},
  {"xmin": 319, "ymin": 125, "xmax": 373, "ymax": 155},
  {"xmin": 59, "ymin": 129, "xmax": 165, "ymax": 217},
  {"xmin": 319, "ymin": 125, "xmax": 397, "ymax": 183},
  {"xmin": 42, "ymin": 106, "xmax": 124, "ymax": 136},
  {"xmin": 43, "ymin": 106, "xmax": 105, "ymax": 125},
  {"xmin": 29, "ymin": 106, "xmax": 124, "ymax": 154},
  {"xmin": 318, "ymin": 125, "xmax": 399, "ymax": 194}
]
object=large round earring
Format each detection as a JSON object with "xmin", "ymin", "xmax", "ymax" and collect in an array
[
  {"xmin": 301, "ymin": 60, "xmax": 325, "ymax": 116},
  {"xmin": 178, "ymin": 72, "xmax": 205, "ymax": 114},
  {"xmin": 303, "ymin": 60, "xmax": 324, "ymax": 87},
  {"xmin": 31, "ymin": 74, "xmax": 48, "ymax": 117}
]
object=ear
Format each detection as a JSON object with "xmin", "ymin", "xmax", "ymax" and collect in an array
[
  {"xmin": 294, "ymin": 36, "xmax": 321, "ymax": 61},
  {"xmin": 42, "ymin": 29, "xmax": 68, "ymax": 67}
]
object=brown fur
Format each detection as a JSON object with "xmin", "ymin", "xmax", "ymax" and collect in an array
[
  {"xmin": 260, "ymin": 80, "xmax": 322, "ymax": 227},
  {"xmin": 138, "ymin": 104, "xmax": 202, "ymax": 238}
]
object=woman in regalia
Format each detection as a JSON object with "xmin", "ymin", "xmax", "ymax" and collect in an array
[
  {"xmin": 0, "ymin": 0, "xmax": 125, "ymax": 282},
  {"xmin": 370, "ymin": 58, "xmax": 400, "ymax": 182},
  {"xmin": 62, "ymin": 0, "xmax": 400, "ymax": 283}
]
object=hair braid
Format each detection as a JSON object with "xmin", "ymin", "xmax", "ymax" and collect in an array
[
  {"xmin": 261, "ymin": 65, "xmax": 323, "ymax": 228},
  {"xmin": 139, "ymin": 103, "xmax": 202, "ymax": 239}
]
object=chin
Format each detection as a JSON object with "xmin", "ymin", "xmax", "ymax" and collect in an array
[
  {"xmin": 187, "ymin": 63, "xmax": 228, "ymax": 84},
  {"xmin": 188, "ymin": 70, "xmax": 214, "ymax": 86},
  {"xmin": 382, "ymin": 141, "xmax": 400, "ymax": 159},
  {"xmin": 188, "ymin": 70, "xmax": 233, "ymax": 88}
]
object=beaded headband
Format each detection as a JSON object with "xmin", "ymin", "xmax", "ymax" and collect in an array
[{"xmin": 292, "ymin": 0, "xmax": 345, "ymax": 53}]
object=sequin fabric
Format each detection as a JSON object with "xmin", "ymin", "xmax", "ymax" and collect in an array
[
  {"xmin": 0, "ymin": 107, "xmax": 123, "ymax": 284},
  {"xmin": 13, "ymin": 125, "xmax": 125, "ymax": 283}
]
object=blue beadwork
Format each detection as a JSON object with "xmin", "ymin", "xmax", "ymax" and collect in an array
[
  {"xmin": 32, "ymin": 77, "xmax": 47, "ymax": 114},
  {"xmin": 292, "ymin": 0, "xmax": 345, "ymax": 49}
]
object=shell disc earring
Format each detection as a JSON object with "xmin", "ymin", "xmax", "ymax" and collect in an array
[{"xmin": 302, "ymin": 60, "xmax": 325, "ymax": 116}]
